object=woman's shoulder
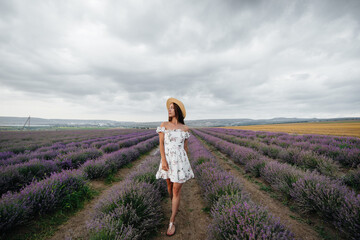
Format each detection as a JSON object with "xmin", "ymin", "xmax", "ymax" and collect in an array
[{"xmin": 176, "ymin": 124, "xmax": 189, "ymax": 132}]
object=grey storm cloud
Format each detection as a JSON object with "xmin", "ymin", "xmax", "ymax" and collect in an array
[{"xmin": 0, "ymin": 0, "xmax": 359, "ymax": 121}]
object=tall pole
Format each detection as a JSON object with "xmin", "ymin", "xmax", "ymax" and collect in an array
[{"xmin": 22, "ymin": 116, "xmax": 30, "ymax": 130}]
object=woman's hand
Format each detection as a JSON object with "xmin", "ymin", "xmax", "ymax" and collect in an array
[{"xmin": 161, "ymin": 159, "xmax": 169, "ymax": 171}]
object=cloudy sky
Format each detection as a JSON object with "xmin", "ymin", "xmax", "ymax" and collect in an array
[{"xmin": 0, "ymin": 0, "xmax": 359, "ymax": 122}]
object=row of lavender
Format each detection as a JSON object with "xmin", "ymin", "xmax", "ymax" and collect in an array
[
  {"xmin": 0, "ymin": 130, "xmax": 154, "ymax": 164},
  {"xmin": 0, "ymin": 136, "xmax": 159, "ymax": 235},
  {"xmin": 200, "ymin": 128, "xmax": 340, "ymax": 177},
  {"xmin": 223, "ymin": 128, "xmax": 360, "ymax": 148},
  {"xmin": 187, "ymin": 131, "xmax": 295, "ymax": 239},
  {"xmin": 1, "ymin": 131, "xmax": 155, "ymax": 166},
  {"xmin": 193, "ymin": 128, "xmax": 360, "ymax": 240},
  {"xmin": 211, "ymin": 128, "xmax": 360, "ymax": 167},
  {"xmin": 202, "ymin": 128, "xmax": 360, "ymax": 191},
  {"xmin": 0, "ymin": 128, "xmax": 143, "ymax": 154},
  {"xmin": 86, "ymin": 152, "xmax": 167, "ymax": 239},
  {"xmin": 0, "ymin": 132, "xmax": 157, "ymax": 197}
]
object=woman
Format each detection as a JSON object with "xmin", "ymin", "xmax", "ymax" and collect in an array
[{"xmin": 155, "ymin": 97, "xmax": 195, "ymax": 236}]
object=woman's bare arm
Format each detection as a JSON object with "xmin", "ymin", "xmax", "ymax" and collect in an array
[
  {"xmin": 159, "ymin": 122, "xmax": 167, "ymax": 162},
  {"xmin": 184, "ymin": 126, "xmax": 189, "ymax": 155}
]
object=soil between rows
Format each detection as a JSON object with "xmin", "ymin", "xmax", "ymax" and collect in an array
[{"xmin": 152, "ymin": 173, "xmax": 210, "ymax": 240}]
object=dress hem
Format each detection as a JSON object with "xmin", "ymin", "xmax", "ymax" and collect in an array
[{"xmin": 156, "ymin": 174, "xmax": 195, "ymax": 183}]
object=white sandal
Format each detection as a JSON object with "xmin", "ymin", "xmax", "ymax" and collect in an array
[{"xmin": 166, "ymin": 221, "xmax": 176, "ymax": 236}]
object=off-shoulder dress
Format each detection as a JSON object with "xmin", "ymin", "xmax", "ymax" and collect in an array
[{"xmin": 155, "ymin": 126, "xmax": 195, "ymax": 183}]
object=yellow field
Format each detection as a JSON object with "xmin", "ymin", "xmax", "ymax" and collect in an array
[{"xmin": 219, "ymin": 120, "xmax": 360, "ymax": 138}]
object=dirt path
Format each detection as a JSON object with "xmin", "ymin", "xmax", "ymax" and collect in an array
[
  {"xmin": 152, "ymin": 176, "xmax": 211, "ymax": 240},
  {"xmin": 196, "ymin": 136, "xmax": 322, "ymax": 240},
  {"xmin": 49, "ymin": 147, "xmax": 160, "ymax": 240}
]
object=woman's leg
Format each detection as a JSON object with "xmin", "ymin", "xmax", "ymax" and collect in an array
[
  {"xmin": 166, "ymin": 179, "xmax": 174, "ymax": 200},
  {"xmin": 170, "ymin": 182, "xmax": 183, "ymax": 222}
]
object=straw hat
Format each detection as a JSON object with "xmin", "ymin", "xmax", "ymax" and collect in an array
[{"xmin": 166, "ymin": 97, "xmax": 186, "ymax": 119}]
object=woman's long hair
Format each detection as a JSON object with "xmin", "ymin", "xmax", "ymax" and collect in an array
[{"xmin": 168, "ymin": 103, "xmax": 185, "ymax": 124}]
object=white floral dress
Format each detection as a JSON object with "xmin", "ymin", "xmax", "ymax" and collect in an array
[{"xmin": 155, "ymin": 126, "xmax": 195, "ymax": 183}]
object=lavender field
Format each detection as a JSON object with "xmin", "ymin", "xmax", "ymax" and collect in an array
[
  {"xmin": 0, "ymin": 128, "xmax": 160, "ymax": 239},
  {"xmin": 191, "ymin": 127, "xmax": 360, "ymax": 240},
  {"xmin": 0, "ymin": 127, "xmax": 359, "ymax": 239}
]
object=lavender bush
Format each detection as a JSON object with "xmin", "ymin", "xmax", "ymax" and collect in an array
[
  {"xmin": 87, "ymin": 154, "xmax": 166, "ymax": 240},
  {"xmin": 343, "ymin": 166, "xmax": 360, "ymax": 191},
  {"xmin": 290, "ymin": 172, "xmax": 347, "ymax": 217},
  {"xmin": 81, "ymin": 158, "xmax": 112, "ymax": 180},
  {"xmin": 290, "ymin": 172, "xmax": 360, "ymax": 239},
  {"xmin": 208, "ymin": 193, "xmax": 295, "ymax": 240},
  {"xmin": 334, "ymin": 190, "xmax": 360, "ymax": 240},
  {"xmin": 0, "ymin": 158, "xmax": 60, "ymax": 197},
  {"xmin": 88, "ymin": 213, "xmax": 140, "ymax": 240},
  {"xmin": 0, "ymin": 151, "xmax": 15, "ymax": 160},
  {"xmin": 55, "ymin": 148, "xmax": 103, "ymax": 169},
  {"xmin": 101, "ymin": 143, "xmax": 120, "ymax": 153},
  {"xmin": 244, "ymin": 157, "xmax": 267, "ymax": 177},
  {"xmin": 195, "ymin": 161, "xmax": 246, "ymax": 206},
  {"xmin": 0, "ymin": 169, "xmax": 90, "ymax": 233},
  {"xmin": 261, "ymin": 161, "xmax": 306, "ymax": 195}
]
